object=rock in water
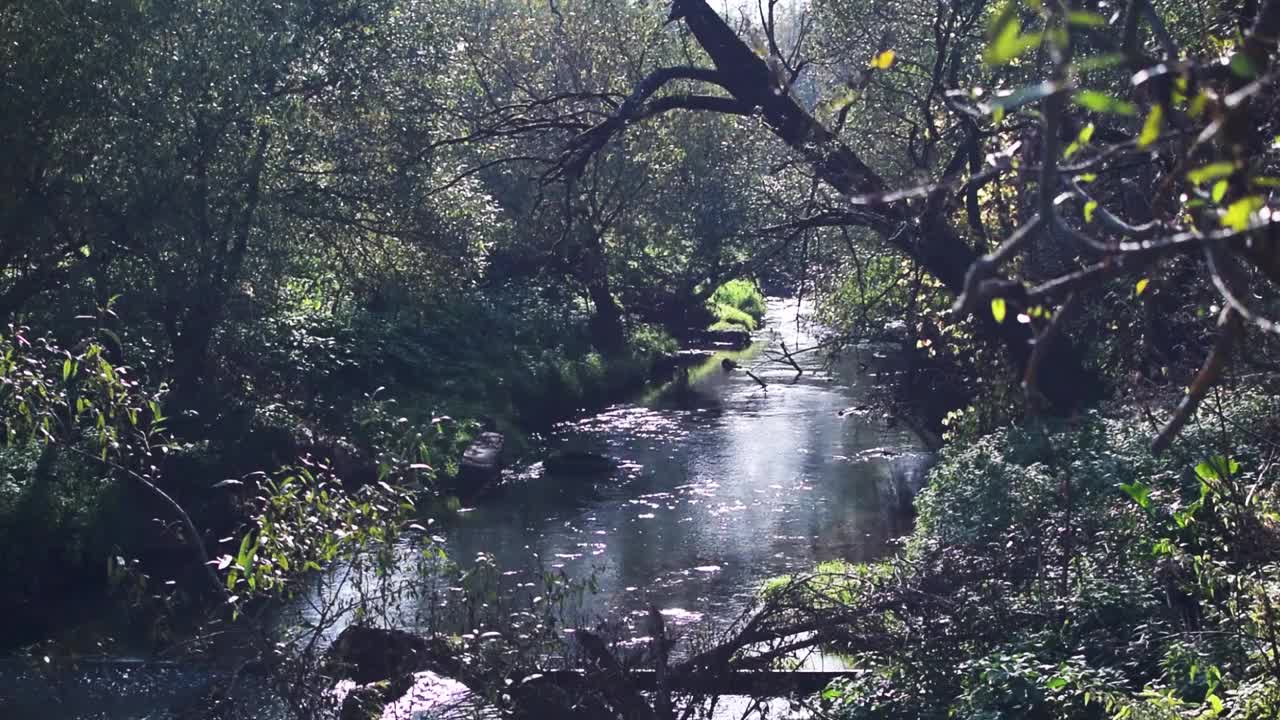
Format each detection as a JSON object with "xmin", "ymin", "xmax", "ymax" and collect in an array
[
  {"xmin": 326, "ymin": 627, "xmax": 470, "ymax": 720},
  {"xmin": 326, "ymin": 626, "xmax": 436, "ymax": 684},
  {"xmin": 454, "ymin": 431, "xmax": 504, "ymax": 496},
  {"xmin": 702, "ymin": 328, "xmax": 751, "ymax": 349},
  {"xmin": 544, "ymin": 450, "xmax": 619, "ymax": 476}
]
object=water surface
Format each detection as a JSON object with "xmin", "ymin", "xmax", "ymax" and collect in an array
[
  {"xmin": 1, "ymin": 299, "xmax": 929, "ymax": 718},
  {"xmin": 437, "ymin": 298, "xmax": 927, "ymax": 633}
]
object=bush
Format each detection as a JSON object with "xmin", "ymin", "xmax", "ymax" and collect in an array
[
  {"xmin": 628, "ymin": 322, "xmax": 678, "ymax": 357},
  {"xmin": 708, "ymin": 302, "xmax": 759, "ymax": 331},
  {"xmin": 793, "ymin": 389, "xmax": 1280, "ymax": 720},
  {"xmin": 707, "ymin": 279, "xmax": 765, "ymax": 330}
]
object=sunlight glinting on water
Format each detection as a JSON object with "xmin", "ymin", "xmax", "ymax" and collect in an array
[{"xmin": 434, "ymin": 298, "xmax": 927, "ymax": 637}]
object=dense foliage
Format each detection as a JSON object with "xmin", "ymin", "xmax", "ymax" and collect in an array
[
  {"xmin": 762, "ymin": 395, "xmax": 1278, "ymax": 719},
  {"xmin": 707, "ymin": 278, "xmax": 768, "ymax": 331},
  {"xmin": 2, "ymin": 0, "xmax": 1279, "ymax": 718}
]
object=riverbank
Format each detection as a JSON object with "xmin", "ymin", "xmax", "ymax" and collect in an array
[
  {"xmin": 778, "ymin": 388, "xmax": 1280, "ymax": 719},
  {"xmin": 0, "ymin": 287, "xmax": 683, "ymax": 653},
  {"xmin": 324, "ymin": 297, "xmax": 930, "ymax": 643},
  {"xmin": 2, "ymin": 296, "xmax": 937, "ymax": 719},
  {"xmin": 1, "ymin": 276, "xmax": 776, "ymax": 655}
]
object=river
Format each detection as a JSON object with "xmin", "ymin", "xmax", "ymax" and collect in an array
[
  {"xmin": 1, "ymin": 298, "xmax": 930, "ymax": 719},
  {"xmin": 438, "ymin": 298, "xmax": 928, "ymax": 633}
]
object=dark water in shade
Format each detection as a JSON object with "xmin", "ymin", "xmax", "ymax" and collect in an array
[{"xmin": 0, "ymin": 299, "xmax": 930, "ymax": 718}]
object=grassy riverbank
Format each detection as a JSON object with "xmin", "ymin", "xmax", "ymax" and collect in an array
[
  {"xmin": 0, "ymin": 282, "xmax": 680, "ymax": 651},
  {"xmin": 706, "ymin": 279, "xmax": 767, "ymax": 332}
]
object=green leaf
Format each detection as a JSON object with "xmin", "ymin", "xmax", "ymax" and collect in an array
[
  {"xmin": 1135, "ymin": 278, "xmax": 1150, "ymax": 295},
  {"xmin": 1137, "ymin": 104, "xmax": 1164, "ymax": 148},
  {"xmin": 1229, "ymin": 53, "xmax": 1258, "ymax": 79},
  {"xmin": 985, "ymin": 16, "xmax": 1042, "ymax": 66},
  {"xmin": 62, "ymin": 359, "xmax": 72, "ymax": 382},
  {"xmin": 1189, "ymin": 92, "xmax": 1209, "ymax": 118},
  {"xmin": 1186, "ymin": 162, "xmax": 1236, "ymax": 185},
  {"xmin": 1076, "ymin": 172, "xmax": 1098, "ymax": 183},
  {"xmin": 1067, "ymin": 10, "xmax": 1107, "ymax": 26},
  {"xmin": 1199, "ymin": 456, "xmax": 1240, "ymax": 481},
  {"xmin": 1046, "ymin": 25, "xmax": 1069, "ymax": 50},
  {"xmin": 1206, "ymin": 693, "xmax": 1224, "ymax": 714},
  {"xmin": 990, "ymin": 297, "xmax": 1007, "ymax": 323},
  {"xmin": 1211, "ymin": 179, "xmax": 1229, "ymax": 203},
  {"xmin": 1073, "ymin": 90, "xmax": 1137, "ymax": 115},
  {"xmin": 1195, "ymin": 461, "xmax": 1220, "ymax": 482},
  {"xmin": 1064, "ymin": 123, "xmax": 1095, "ymax": 159},
  {"xmin": 1119, "ymin": 481, "xmax": 1152, "ymax": 510},
  {"xmin": 1046, "ymin": 676, "xmax": 1069, "ymax": 690},
  {"xmin": 98, "ymin": 328, "xmax": 124, "ymax": 353},
  {"xmin": 1221, "ymin": 196, "xmax": 1263, "ymax": 231},
  {"xmin": 236, "ymin": 532, "xmax": 256, "ymax": 570},
  {"xmin": 1251, "ymin": 176, "xmax": 1280, "ymax": 189},
  {"xmin": 1084, "ymin": 200, "xmax": 1099, "ymax": 222},
  {"xmin": 824, "ymin": 88, "xmax": 859, "ymax": 113},
  {"xmin": 1075, "ymin": 53, "xmax": 1126, "ymax": 71}
]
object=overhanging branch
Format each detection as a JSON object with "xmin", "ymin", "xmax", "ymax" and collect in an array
[{"xmin": 556, "ymin": 65, "xmax": 731, "ymax": 179}]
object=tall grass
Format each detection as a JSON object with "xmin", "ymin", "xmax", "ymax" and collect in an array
[{"xmin": 707, "ymin": 279, "xmax": 766, "ymax": 331}]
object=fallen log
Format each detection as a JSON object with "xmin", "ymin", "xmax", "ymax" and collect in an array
[{"xmin": 533, "ymin": 669, "xmax": 849, "ymax": 696}]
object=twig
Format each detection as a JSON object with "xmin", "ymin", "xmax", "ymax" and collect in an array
[
  {"xmin": 779, "ymin": 341, "xmax": 803, "ymax": 376},
  {"xmin": 951, "ymin": 216, "xmax": 1043, "ymax": 319},
  {"xmin": 64, "ymin": 445, "xmax": 226, "ymax": 599},
  {"xmin": 1152, "ymin": 307, "xmax": 1244, "ymax": 454},
  {"xmin": 1023, "ymin": 293, "xmax": 1081, "ymax": 407}
]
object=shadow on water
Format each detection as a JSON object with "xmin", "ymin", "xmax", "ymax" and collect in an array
[
  {"xmin": 438, "ymin": 298, "xmax": 930, "ymax": 633},
  {"xmin": 1, "ymin": 298, "xmax": 932, "ymax": 718}
]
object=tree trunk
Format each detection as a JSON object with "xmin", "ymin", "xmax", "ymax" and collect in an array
[
  {"xmin": 674, "ymin": 0, "xmax": 1091, "ymax": 409},
  {"xmin": 578, "ymin": 222, "xmax": 627, "ymax": 354},
  {"xmin": 164, "ymin": 302, "xmax": 218, "ymax": 429},
  {"xmin": 587, "ymin": 277, "xmax": 627, "ymax": 355}
]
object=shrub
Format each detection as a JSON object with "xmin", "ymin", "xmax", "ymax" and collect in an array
[
  {"xmin": 707, "ymin": 279, "xmax": 765, "ymax": 330},
  {"xmin": 708, "ymin": 303, "xmax": 758, "ymax": 331},
  {"xmin": 628, "ymin": 323, "xmax": 678, "ymax": 357},
  {"xmin": 793, "ymin": 390, "xmax": 1280, "ymax": 720}
]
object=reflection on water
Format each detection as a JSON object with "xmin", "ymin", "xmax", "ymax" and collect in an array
[
  {"xmin": 0, "ymin": 661, "xmax": 282, "ymax": 719},
  {"xmin": 1, "ymin": 299, "xmax": 931, "ymax": 718},
  {"xmin": 439, "ymin": 298, "xmax": 928, "ymax": 633}
]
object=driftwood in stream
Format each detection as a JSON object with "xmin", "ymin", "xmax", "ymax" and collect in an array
[
  {"xmin": 547, "ymin": 544, "xmax": 1023, "ymax": 715},
  {"xmin": 368, "ymin": 545, "xmax": 1022, "ymax": 719},
  {"xmin": 778, "ymin": 341, "xmax": 802, "ymax": 376},
  {"xmin": 537, "ymin": 668, "xmax": 853, "ymax": 696}
]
